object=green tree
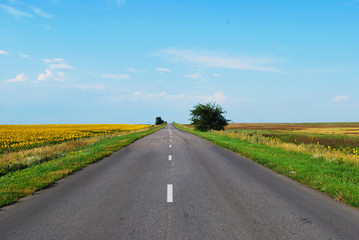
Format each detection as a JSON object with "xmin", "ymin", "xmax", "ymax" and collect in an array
[
  {"xmin": 155, "ymin": 117, "xmax": 164, "ymax": 125},
  {"xmin": 189, "ymin": 102, "xmax": 230, "ymax": 131}
]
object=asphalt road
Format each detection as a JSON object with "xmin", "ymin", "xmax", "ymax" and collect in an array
[{"xmin": 1, "ymin": 124, "xmax": 359, "ymax": 239}]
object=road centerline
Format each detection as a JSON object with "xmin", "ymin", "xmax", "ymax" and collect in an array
[{"xmin": 167, "ymin": 184, "xmax": 173, "ymax": 203}]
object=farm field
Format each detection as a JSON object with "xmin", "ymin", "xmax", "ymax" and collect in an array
[
  {"xmin": 225, "ymin": 122, "xmax": 359, "ymax": 158},
  {"xmin": 0, "ymin": 124, "xmax": 150, "ymax": 153},
  {"xmin": 0, "ymin": 124, "xmax": 151, "ymax": 176}
]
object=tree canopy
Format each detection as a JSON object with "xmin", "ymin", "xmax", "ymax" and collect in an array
[
  {"xmin": 189, "ymin": 102, "xmax": 230, "ymax": 131},
  {"xmin": 155, "ymin": 117, "xmax": 164, "ymax": 125}
]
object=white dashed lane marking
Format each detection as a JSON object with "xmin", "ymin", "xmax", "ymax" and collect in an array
[{"xmin": 167, "ymin": 184, "xmax": 173, "ymax": 202}]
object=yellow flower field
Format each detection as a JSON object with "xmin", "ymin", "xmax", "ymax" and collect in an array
[
  {"xmin": 0, "ymin": 124, "xmax": 150, "ymax": 152},
  {"xmin": 295, "ymin": 127, "xmax": 359, "ymax": 136}
]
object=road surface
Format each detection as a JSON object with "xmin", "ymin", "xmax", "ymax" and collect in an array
[{"xmin": 1, "ymin": 124, "xmax": 359, "ymax": 239}]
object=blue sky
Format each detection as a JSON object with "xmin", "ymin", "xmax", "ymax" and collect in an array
[{"xmin": 0, "ymin": 0, "xmax": 358, "ymax": 124}]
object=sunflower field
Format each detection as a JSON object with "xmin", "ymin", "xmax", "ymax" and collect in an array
[{"xmin": 0, "ymin": 124, "xmax": 150, "ymax": 153}]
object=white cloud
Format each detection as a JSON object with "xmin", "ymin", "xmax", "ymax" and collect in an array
[
  {"xmin": 101, "ymin": 73, "xmax": 130, "ymax": 80},
  {"xmin": 146, "ymin": 92, "xmax": 168, "ymax": 97},
  {"xmin": 33, "ymin": 58, "xmax": 74, "ymax": 83},
  {"xmin": 50, "ymin": 63, "xmax": 73, "ymax": 69},
  {"xmin": 0, "ymin": 50, "xmax": 9, "ymax": 55},
  {"xmin": 53, "ymin": 58, "xmax": 64, "ymax": 62},
  {"xmin": 158, "ymin": 48, "xmax": 281, "ymax": 72},
  {"xmin": 18, "ymin": 52, "xmax": 28, "ymax": 58},
  {"xmin": 128, "ymin": 68, "xmax": 146, "ymax": 73},
  {"xmin": 184, "ymin": 70, "xmax": 208, "ymax": 83},
  {"xmin": 156, "ymin": 67, "xmax": 171, "ymax": 73},
  {"xmin": 185, "ymin": 72, "xmax": 202, "ymax": 80},
  {"xmin": 42, "ymin": 58, "xmax": 73, "ymax": 69},
  {"xmin": 128, "ymin": 68, "xmax": 138, "ymax": 73},
  {"xmin": 333, "ymin": 95, "xmax": 349, "ymax": 102},
  {"xmin": 6, "ymin": 73, "xmax": 27, "ymax": 82},
  {"xmin": 133, "ymin": 91, "xmax": 226, "ymax": 104},
  {"xmin": 207, "ymin": 91, "xmax": 226, "ymax": 103},
  {"xmin": 62, "ymin": 85, "xmax": 105, "ymax": 91},
  {"xmin": 212, "ymin": 73, "xmax": 220, "ymax": 77},
  {"xmin": 30, "ymin": 6, "xmax": 51, "ymax": 18},
  {"xmin": 37, "ymin": 69, "xmax": 53, "ymax": 81},
  {"xmin": 42, "ymin": 59, "xmax": 52, "ymax": 63},
  {"xmin": 0, "ymin": 4, "xmax": 33, "ymax": 17},
  {"xmin": 36, "ymin": 69, "xmax": 66, "ymax": 82},
  {"xmin": 0, "ymin": 2, "xmax": 52, "ymax": 18},
  {"xmin": 78, "ymin": 85, "xmax": 105, "ymax": 90},
  {"xmin": 56, "ymin": 72, "xmax": 66, "ymax": 81}
]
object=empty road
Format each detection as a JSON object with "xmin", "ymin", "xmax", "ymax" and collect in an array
[{"xmin": 1, "ymin": 124, "xmax": 359, "ymax": 239}]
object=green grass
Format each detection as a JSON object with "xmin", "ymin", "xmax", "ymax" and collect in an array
[
  {"xmin": 0, "ymin": 124, "xmax": 165, "ymax": 208},
  {"xmin": 174, "ymin": 123, "xmax": 359, "ymax": 208}
]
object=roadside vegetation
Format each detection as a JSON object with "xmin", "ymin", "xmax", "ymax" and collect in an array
[
  {"xmin": 0, "ymin": 124, "xmax": 164, "ymax": 208},
  {"xmin": 174, "ymin": 122, "xmax": 359, "ymax": 208}
]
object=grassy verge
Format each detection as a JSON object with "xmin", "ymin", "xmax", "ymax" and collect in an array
[
  {"xmin": 0, "ymin": 138, "xmax": 98, "ymax": 176},
  {"xmin": 174, "ymin": 123, "xmax": 359, "ymax": 208},
  {"xmin": 0, "ymin": 124, "xmax": 165, "ymax": 208}
]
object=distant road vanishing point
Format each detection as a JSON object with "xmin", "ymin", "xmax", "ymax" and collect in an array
[{"xmin": 1, "ymin": 124, "xmax": 359, "ymax": 239}]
